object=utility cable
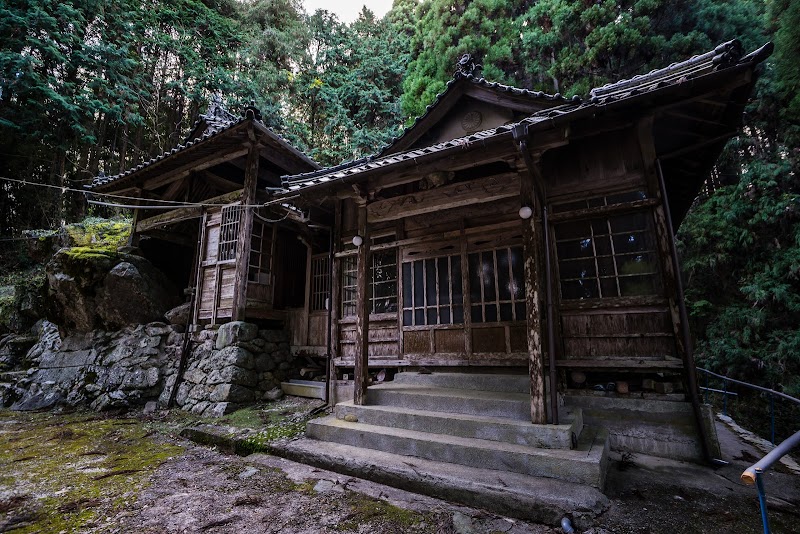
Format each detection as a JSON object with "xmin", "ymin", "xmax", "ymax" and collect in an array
[{"xmin": 0, "ymin": 176, "xmax": 280, "ymax": 209}]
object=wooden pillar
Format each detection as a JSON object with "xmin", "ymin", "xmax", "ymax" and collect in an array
[
  {"xmin": 128, "ymin": 187, "xmax": 142, "ymax": 247},
  {"xmin": 638, "ymin": 118, "xmax": 712, "ymax": 461},
  {"xmin": 231, "ymin": 140, "xmax": 259, "ymax": 321},
  {"xmin": 353, "ymin": 202, "xmax": 370, "ymax": 405},
  {"xmin": 330, "ymin": 200, "xmax": 342, "ymax": 360},
  {"xmin": 519, "ymin": 168, "xmax": 547, "ymax": 424}
]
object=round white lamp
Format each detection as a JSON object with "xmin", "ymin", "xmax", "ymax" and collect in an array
[
  {"xmin": 352, "ymin": 235, "xmax": 364, "ymax": 247},
  {"xmin": 519, "ymin": 206, "xmax": 533, "ymax": 219}
]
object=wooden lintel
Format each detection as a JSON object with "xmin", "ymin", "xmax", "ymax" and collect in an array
[
  {"xmin": 367, "ymin": 172, "xmax": 519, "ymax": 223},
  {"xmin": 135, "ymin": 189, "xmax": 242, "ymax": 233},
  {"xmin": 136, "ymin": 206, "xmax": 202, "ymax": 232},
  {"xmin": 548, "ymin": 198, "xmax": 659, "ymax": 223},
  {"xmin": 142, "ymin": 148, "xmax": 249, "ymax": 190},
  {"xmin": 143, "ymin": 229, "xmax": 196, "ymax": 248}
]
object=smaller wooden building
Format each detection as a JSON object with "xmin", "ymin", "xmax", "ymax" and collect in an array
[{"xmin": 91, "ymin": 99, "xmax": 320, "ymax": 325}]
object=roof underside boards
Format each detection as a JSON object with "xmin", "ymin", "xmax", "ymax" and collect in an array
[
  {"xmin": 281, "ymin": 40, "xmax": 772, "ymax": 228},
  {"xmin": 91, "ymin": 116, "xmax": 318, "ymax": 194}
]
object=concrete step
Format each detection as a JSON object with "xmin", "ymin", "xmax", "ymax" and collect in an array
[
  {"xmin": 391, "ymin": 371, "xmax": 531, "ymax": 393},
  {"xmin": 276, "ymin": 438, "xmax": 609, "ymax": 528},
  {"xmin": 564, "ymin": 392, "xmax": 708, "ymax": 462},
  {"xmin": 306, "ymin": 416, "xmax": 609, "ymax": 488},
  {"xmin": 335, "ymin": 400, "xmax": 582, "ymax": 449},
  {"xmin": 366, "ymin": 383, "xmax": 533, "ymax": 420}
]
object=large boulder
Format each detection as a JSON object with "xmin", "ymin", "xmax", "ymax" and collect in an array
[{"xmin": 46, "ymin": 249, "xmax": 181, "ymax": 334}]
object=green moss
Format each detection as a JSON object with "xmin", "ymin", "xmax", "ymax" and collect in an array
[
  {"xmin": 61, "ymin": 246, "xmax": 119, "ymax": 261},
  {"xmin": 222, "ymin": 407, "xmax": 264, "ymax": 428},
  {"xmin": 0, "ymin": 409, "xmax": 182, "ymax": 533},
  {"xmin": 65, "ymin": 217, "xmax": 131, "ymax": 250},
  {"xmin": 338, "ymin": 493, "xmax": 426, "ymax": 531}
]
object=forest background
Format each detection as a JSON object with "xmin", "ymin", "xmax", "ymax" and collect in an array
[{"xmin": 1, "ymin": 0, "xmax": 799, "ymax": 397}]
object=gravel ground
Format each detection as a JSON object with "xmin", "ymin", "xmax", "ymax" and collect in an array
[{"xmin": 1, "ymin": 402, "xmax": 798, "ymax": 534}]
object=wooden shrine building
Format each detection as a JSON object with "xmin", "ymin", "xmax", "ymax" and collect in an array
[
  {"xmin": 92, "ymin": 40, "xmax": 772, "ymax": 468},
  {"xmin": 91, "ymin": 99, "xmax": 319, "ymax": 324}
]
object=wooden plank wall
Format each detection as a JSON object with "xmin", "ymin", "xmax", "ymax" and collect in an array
[
  {"xmin": 543, "ymin": 128, "xmax": 682, "ymax": 370},
  {"xmin": 560, "ymin": 307, "xmax": 676, "ymax": 361}
]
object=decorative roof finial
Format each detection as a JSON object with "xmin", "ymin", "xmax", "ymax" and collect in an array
[
  {"xmin": 455, "ymin": 54, "xmax": 482, "ymax": 78},
  {"xmin": 243, "ymin": 100, "xmax": 263, "ymax": 122}
]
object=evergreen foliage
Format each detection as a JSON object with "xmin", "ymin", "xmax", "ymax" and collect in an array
[{"xmin": 0, "ymin": 0, "xmax": 798, "ymax": 394}]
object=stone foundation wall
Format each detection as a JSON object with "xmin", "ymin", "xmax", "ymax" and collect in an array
[
  {"xmin": 3, "ymin": 320, "xmax": 301, "ymax": 417},
  {"xmin": 164, "ymin": 322, "xmax": 295, "ymax": 417}
]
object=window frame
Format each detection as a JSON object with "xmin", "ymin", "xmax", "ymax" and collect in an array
[{"xmin": 551, "ymin": 194, "xmax": 664, "ymax": 304}]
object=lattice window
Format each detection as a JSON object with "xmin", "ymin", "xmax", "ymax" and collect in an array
[
  {"xmin": 311, "ymin": 255, "xmax": 330, "ymax": 311},
  {"xmin": 402, "ymin": 254, "xmax": 463, "ymax": 326},
  {"xmin": 218, "ymin": 205, "xmax": 241, "ymax": 261},
  {"xmin": 248, "ymin": 218, "xmax": 272, "ymax": 284},
  {"xmin": 555, "ymin": 211, "xmax": 661, "ymax": 300},
  {"xmin": 341, "ymin": 234, "xmax": 398, "ymax": 317},
  {"xmin": 341, "ymin": 256, "xmax": 357, "ymax": 317},
  {"xmin": 468, "ymin": 247, "xmax": 526, "ymax": 323},
  {"xmin": 370, "ymin": 248, "xmax": 397, "ymax": 314}
]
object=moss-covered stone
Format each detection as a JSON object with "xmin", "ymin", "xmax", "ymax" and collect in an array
[{"xmin": 0, "ymin": 409, "xmax": 182, "ymax": 533}]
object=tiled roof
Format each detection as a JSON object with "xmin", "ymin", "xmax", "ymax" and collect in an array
[
  {"xmin": 282, "ymin": 103, "xmax": 579, "ymax": 191},
  {"xmin": 373, "ymin": 73, "xmax": 575, "ymax": 158},
  {"xmin": 91, "ymin": 99, "xmax": 317, "ymax": 189},
  {"xmin": 280, "ymin": 39, "xmax": 771, "ymax": 194},
  {"xmin": 91, "ymin": 117, "xmax": 246, "ymax": 188}
]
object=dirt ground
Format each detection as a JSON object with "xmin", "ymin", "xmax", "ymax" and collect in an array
[{"xmin": 1, "ymin": 401, "xmax": 798, "ymax": 533}]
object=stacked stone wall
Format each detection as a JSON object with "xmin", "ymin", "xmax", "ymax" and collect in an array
[
  {"xmin": 165, "ymin": 321, "xmax": 296, "ymax": 417},
  {"xmin": 3, "ymin": 320, "xmax": 300, "ymax": 416}
]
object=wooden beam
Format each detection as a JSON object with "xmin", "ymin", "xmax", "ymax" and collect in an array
[
  {"xmin": 658, "ymin": 131, "xmax": 738, "ymax": 160},
  {"xmin": 193, "ymin": 211, "xmax": 209, "ymax": 329},
  {"xmin": 142, "ymin": 147, "xmax": 249, "ymax": 190},
  {"xmin": 136, "ymin": 206, "xmax": 202, "ymax": 232},
  {"xmin": 161, "ymin": 178, "xmax": 186, "ymax": 201},
  {"xmin": 128, "ymin": 188, "xmax": 142, "ymax": 247},
  {"xmin": 143, "ymin": 229, "xmax": 195, "ymax": 248},
  {"xmin": 231, "ymin": 141, "xmax": 259, "ymax": 321},
  {"xmin": 135, "ymin": 189, "xmax": 243, "ymax": 233},
  {"xmin": 202, "ymin": 170, "xmax": 242, "ymax": 193},
  {"xmin": 519, "ymin": 168, "xmax": 547, "ymax": 424},
  {"xmin": 353, "ymin": 202, "xmax": 370, "ymax": 405},
  {"xmin": 367, "ymin": 172, "xmax": 519, "ymax": 223}
]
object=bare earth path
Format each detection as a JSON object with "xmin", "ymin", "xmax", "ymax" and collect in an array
[{"xmin": 1, "ymin": 403, "xmax": 798, "ymax": 533}]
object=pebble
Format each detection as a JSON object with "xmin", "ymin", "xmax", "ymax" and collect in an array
[{"xmin": 237, "ymin": 466, "xmax": 258, "ymax": 479}]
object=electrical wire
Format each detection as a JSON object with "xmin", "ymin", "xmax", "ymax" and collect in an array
[{"xmin": 0, "ymin": 176, "xmax": 278, "ymax": 209}]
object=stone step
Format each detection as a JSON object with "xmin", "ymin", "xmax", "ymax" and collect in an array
[
  {"xmin": 391, "ymin": 371, "xmax": 531, "ymax": 394},
  {"xmin": 366, "ymin": 383, "xmax": 533, "ymax": 420},
  {"xmin": 306, "ymin": 416, "xmax": 609, "ymax": 488},
  {"xmin": 275, "ymin": 438, "xmax": 609, "ymax": 528},
  {"xmin": 335, "ymin": 400, "xmax": 582, "ymax": 449}
]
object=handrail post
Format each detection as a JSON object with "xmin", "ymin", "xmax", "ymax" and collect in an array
[
  {"xmin": 769, "ymin": 395, "xmax": 775, "ymax": 445},
  {"xmin": 723, "ymin": 378, "xmax": 728, "ymax": 416},
  {"xmin": 754, "ymin": 468, "xmax": 771, "ymax": 534}
]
